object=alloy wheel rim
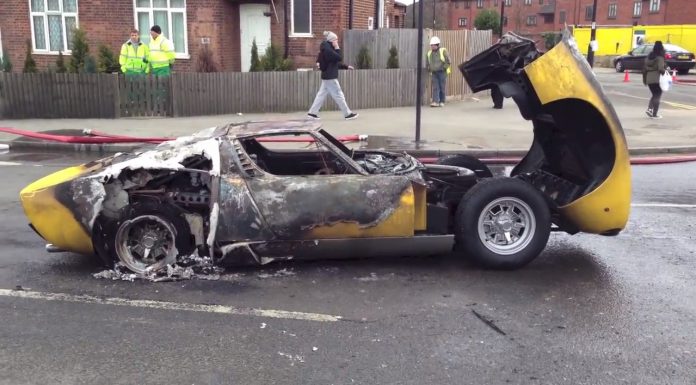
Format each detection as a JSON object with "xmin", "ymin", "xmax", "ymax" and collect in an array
[{"xmin": 477, "ymin": 197, "xmax": 536, "ymax": 255}]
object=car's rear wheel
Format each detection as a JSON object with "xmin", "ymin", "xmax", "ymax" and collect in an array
[
  {"xmin": 454, "ymin": 178, "xmax": 550, "ymax": 269},
  {"xmin": 615, "ymin": 60, "xmax": 624, "ymax": 73},
  {"xmin": 93, "ymin": 203, "xmax": 194, "ymax": 274},
  {"xmin": 436, "ymin": 154, "xmax": 493, "ymax": 178}
]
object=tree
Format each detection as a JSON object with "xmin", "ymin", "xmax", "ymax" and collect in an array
[
  {"xmin": 69, "ymin": 28, "xmax": 90, "ymax": 73},
  {"xmin": 249, "ymin": 39, "xmax": 262, "ymax": 72},
  {"xmin": 55, "ymin": 52, "xmax": 67, "ymax": 73},
  {"xmin": 97, "ymin": 44, "xmax": 120, "ymax": 73},
  {"xmin": 1, "ymin": 50, "xmax": 11, "ymax": 72},
  {"xmin": 196, "ymin": 45, "xmax": 219, "ymax": 72},
  {"xmin": 474, "ymin": 9, "xmax": 501, "ymax": 35},
  {"xmin": 23, "ymin": 40, "xmax": 38, "ymax": 73},
  {"xmin": 260, "ymin": 44, "xmax": 293, "ymax": 71},
  {"xmin": 387, "ymin": 45, "xmax": 399, "ymax": 69},
  {"xmin": 542, "ymin": 32, "xmax": 561, "ymax": 50},
  {"xmin": 355, "ymin": 45, "xmax": 372, "ymax": 69}
]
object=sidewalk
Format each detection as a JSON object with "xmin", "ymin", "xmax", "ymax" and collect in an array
[{"xmin": 1, "ymin": 94, "xmax": 695, "ymax": 156}]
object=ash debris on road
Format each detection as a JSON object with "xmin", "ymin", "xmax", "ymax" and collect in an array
[{"xmin": 93, "ymin": 254, "xmax": 225, "ymax": 282}]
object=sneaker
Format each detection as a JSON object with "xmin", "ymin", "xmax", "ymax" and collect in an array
[
  {"xmin": 430, "ymin": 102, "xmax": 439, "ymax": 107},
  {"xmin": 345, "ymin": 113, "xmax": 359, "ymax": 120},
  {"xmin": 651, "ymin": 114, "xmax": 663, "ymax": 119},
  {"xmin": 307, "ymin": 113, "xmax": 320, "ymax": 120},
  {"xmin": 439, "ymin": 102, "xmax": 445, "ymax": 107},
  {"xmin": 645, "ymin": 109, "xmax": 653, "ymax": 118}
]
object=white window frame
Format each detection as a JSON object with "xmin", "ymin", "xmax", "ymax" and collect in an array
[
  {"xmin": 608, "ymin": 3, "xmax": 617, "ymax": 18},
  {"xmin": 133, "ymin": 0, "xmax": 189, "ymax": 59},
  {"xmin": 633, "ymin": 1, "xmax": 642, "ymax": 17},
  {"xmin": 476, "ymin": 0, "xmax": 484, "ymax": 8},
  {"xmin": 524, "ymin": 0, "xmax": 532, "ymax": 5},
  {"xmin": 458, "ymin": 17, "xmax": 468, "ymax": 27},
  {"xmin": 649, "ymin": 0, "xmax": 660, "ymax": 12},
  {"xmin": 28, "ymin": 0, "xmax": 79, "ymax": 54},
  {"xmin": 290, "ymin": 0, "xmax": 313, "ymax": 37},
  {"xmin": 505, "ymin": 0, "xmax": 512, "ymax": 6},
  {"xmin": 526, "ymin": 15, "xmax": 537, "ymax": 25}
]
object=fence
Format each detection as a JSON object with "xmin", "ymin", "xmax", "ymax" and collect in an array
[
  {"xmin": 0, "ymin": 69, "xmax": 426, "ymax": 119},
  {"xmin": 343, "ymin": 28, "xmax": 493, "ymax": 98}
]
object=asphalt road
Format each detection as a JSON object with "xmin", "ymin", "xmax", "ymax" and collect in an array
[
  {"xmin": 1, "ymin": 151, "xmax": 696, "ymax": 385},
  {"xmin": 595, "ymin": 69, "xmax": 696, "ymax": 108}
]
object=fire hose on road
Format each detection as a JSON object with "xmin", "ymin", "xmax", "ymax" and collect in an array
[{"xmin": 1, "ymin": 127, "xmax": 695, "ymax": 165}]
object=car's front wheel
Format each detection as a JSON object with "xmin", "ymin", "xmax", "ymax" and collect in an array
[
  {"xmin": 454, "ymin": 178, "xmax": 551, "ymax": 269},
  {"xmin": 615, "ymin": 60, "xmax": 624, "ymax": 73},
  {"xmin": 93, "ymin": 203, "xmax": 194, "ymax": 274}
]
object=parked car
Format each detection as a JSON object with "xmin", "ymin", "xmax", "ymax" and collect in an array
[
  {"xmin": 613, "ymin": 43, "xmax": 696, "ymax": 75},
  {"xmin": 19, "ymin": 31, "xmax": 632, "ymax": 274}
]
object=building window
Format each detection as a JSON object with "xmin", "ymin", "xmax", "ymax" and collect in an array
[
  {"xmin": 134, "ymin": 0, "xmax": 188, "ymax": 57},
  {"xmin": 464, "ymin": 1, "xmax": 471, "ymax": 9},
  {"xmin": 526, "ymin": 15, "xmax": 537, "ymax": 25},
  {"xmin": 505, "ymin": 0, "xmax": 512, "ymax": 5},
  {"xmin": 608, "ymin": 3, "xmax": 617, "ymax": 19},
  {"xmin": 29, "ymin": 0, "xmax": 78, "ymax": 53},
  {"xmin": 524, "ymin": 0, "xmax": 532, "ymax": 5},
  {"xmin": 633, "ymin": 1, "xmax": 642, "ymax": 17},
  {"xmin": 503, "ymin": 16, "xmax": 508, "ymax": 26},
  {"xmin": 649, "ymin": 0, "xmax": 660, "ymax": 12},
  {"xmin": 559, "ymin": 10, "xmax": 566, "ymax": 24},
  {"xmin": 458, "ymin": 17, "xmax": 468, "ymax": 27},
  {"xmin": 494, "ymin": 0, "xmax": 498, "ymax": 6},
  {"xmin": 543, "ymin": 14, "xmax": 553, "ymax": 24},
  {"xmin": 477, "ymin": 0, "xmax": 484, "ymax": 8},
  {"xmin": 539, "ymin": 0, "xmax": 544, "ymax": 4},
  {"xmin": 290, "ymin": 0, "xmax": 311, "ymax": 35},
  {"xmin": 585, "ymin": 5, "xmax": 594, "ymax": 20}
]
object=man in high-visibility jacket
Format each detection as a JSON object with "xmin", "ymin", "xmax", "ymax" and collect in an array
[
  {"xmin": 426, "ymin": 36, "xmax": 451, "ymax": 107},
  {"xmin": 148, "ymin": 25, "xmax": 175, "ymax": 76},
  {"xmin": 119, "ymin": 29, "xmax": 149, "ymax": 76}
]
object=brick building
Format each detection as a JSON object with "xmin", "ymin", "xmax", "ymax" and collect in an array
[
  {"xmin": 0, "ymin": 0, "xmax": 407, "ymax": 73},
  {"xmin": 445, "ymin": 0, "xmax": 695, "ymax": 41}
]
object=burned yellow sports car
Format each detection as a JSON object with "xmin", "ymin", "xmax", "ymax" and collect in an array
[{"xmin": 19, "ymin": 32, "xmax": 630, "ymax": 275}]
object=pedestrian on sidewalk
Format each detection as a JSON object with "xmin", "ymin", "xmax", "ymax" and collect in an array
[
  {"xmin": 642, "ymin": 41, "xmax": 666, "ymax": 119},
  {"xmin": 491, "ymin": 85, "xmax": 504, "ymax": 109},
  {"xmin": 119, "ymin": 29, "xmax": 149, "ymax": 76},
  {"xmin": 426, "ymin": 36, "xmax": 451, "ymax": 107},
  {"xmin": 307, "ymin": 31, "xmax": 359, "ymax": 121}
]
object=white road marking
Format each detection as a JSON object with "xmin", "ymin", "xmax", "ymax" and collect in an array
[
  {"xmin": 0, "ymin": 161, "xmax": 22, "ymax": 166},
  {"xmin": 631, "ymin": 203, "xmax": 696, "ymax": 209},
  {"xmin": 0, "ymin": 288, "xmax": 342, "ymax": 323}
]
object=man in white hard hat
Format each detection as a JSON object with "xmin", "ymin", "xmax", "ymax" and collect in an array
[{"xmin": 426, "ymin": 36, "xmax": 451, "ymax": 107}]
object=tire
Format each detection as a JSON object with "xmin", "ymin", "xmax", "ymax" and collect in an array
[
  {"xmin": 92, "ymin": 203, "xmax": 194, "ymax": 274},
  {"xmin": 615, "ymin": 60, "xmax": 624, "ymax": 73},
  {"xmin": 677, "ymin": 69, "xmax": 689, "ymax": 75},
  {"xmin": 436, "ymin": 154, "xmax": 493, "ymax": 178},
  {"xmin": 454, "ymin": 177, "xmax": 550, "ymax": 270}
]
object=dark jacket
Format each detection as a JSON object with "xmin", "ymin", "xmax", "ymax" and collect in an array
[
  {"xmin": 316, "ymin": 41, "xmax": 348, "ymax": 80},
  {"xmin": 643, "ymin": 53, "xmax": 666, "ymax": 85}
]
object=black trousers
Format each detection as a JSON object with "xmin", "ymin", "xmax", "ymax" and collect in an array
[{"xmin": 648, "ymin": 83, "xmax": 662, "ymax": 116}]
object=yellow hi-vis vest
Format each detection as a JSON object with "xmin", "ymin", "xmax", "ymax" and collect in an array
[
  {"xmin": 148, "ymin": 35, "xmax": 175, "ymax": 69},
  {"xmin": 427, "ymin": 48, "xmax": 452, "ymax": 75},
  {"xmin": 119, "ymin": 41, "xmax": 149, "ymax": 73}
]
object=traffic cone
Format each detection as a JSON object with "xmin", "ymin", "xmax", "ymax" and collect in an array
[
  {"xmin": 623, "ymin": 70, "xmax": 630, "ymax": 82},
  {"xmin": 672, "ymin": 69, "xmax": 677, "ymax": 82}
]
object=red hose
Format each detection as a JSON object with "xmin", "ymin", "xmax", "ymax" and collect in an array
[
  {"xmin": 417, "ymin": 155, "xmax": 696, "ymax": 165},
  {"xmin": 1, "ymin": 127, "xmax": 361, "ymax": 145}
]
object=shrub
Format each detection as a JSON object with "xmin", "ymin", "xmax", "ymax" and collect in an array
[
  {"xmin": 474, "ymin": 9, "xmax": 501, "ymax": 35},
  {"xmin": 542, "ymin": 32, "xmax": 562, "ymax": 50},
  {"xmin": 260, "ymin": 44, "xmax": 293, "ymax": 71},
  {"xmin": 250, "ymin": 39, "xmax": 262, "ymax": 72},
  {"xmin": 23, "ymin": 40, "xmax": 38, "ymax": 73},
  {"xmin": 97, "ymin": 44, "xmax": 120, "ymax": 73},
  {"xmin": 387, "ymin": 45, "xmax": 399, "ymax": 69},
  {"xmin": 355, "ymin": 45, "xmax": 372, "ymax": 69},
  {"xmin": 1, "ymin": 50, "xmax": 12, "ymax": 72},
  {"xmin": 84, "ymin": 55, "xmax": 97, "ymax": 73},
  {"xmin": 196, "ymin": 45, "xmax": 219, "ymax": 72},
  {"xmin": 69, "ymin": 28, "xmax": 90, "ymax": 73},
  {"xmin": 55, "ymin": 51, "xmax": 67, "ymax": 73}
]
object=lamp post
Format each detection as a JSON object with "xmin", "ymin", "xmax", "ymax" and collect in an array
[
  {"xmin": 499, "ymin": 0, "xmax": 505, "ymax": 36},
  {"xmin": 415, "ymin": 0, "xmax": 425, "ymax": 143},
  {"xmin": 586, "ymin": 0, "xmax": 598, "ymax": 67}
]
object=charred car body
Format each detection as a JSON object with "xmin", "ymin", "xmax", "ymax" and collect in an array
[{"xmin": 20, "ymin": 32, "xmax": 631, "ymax": 274}]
